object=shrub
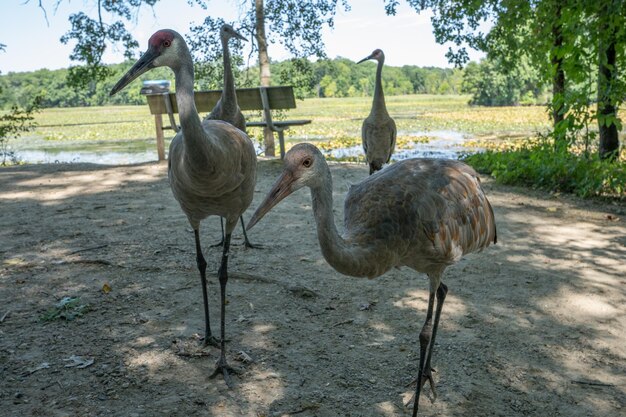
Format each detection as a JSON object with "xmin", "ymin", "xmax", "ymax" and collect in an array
[{"xmin": 463, "ymin": 139, "xmax": 625, "ymax": 199}]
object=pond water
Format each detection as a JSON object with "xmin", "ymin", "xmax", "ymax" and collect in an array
[
  {"xmin": 327, "ymin": 130, "xmax": 477, "ymax": 161},
  {"xmin": 6, "ymin": 130, "xmax": 479, "ymax": 165},
  {"xmin": 6, "ymin": 138, "xmax": 170, "ymax": 165}
]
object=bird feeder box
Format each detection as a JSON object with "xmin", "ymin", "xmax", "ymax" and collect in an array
[{"xmin": 140, "ymin": 80, "xmax": 171, "ymax": 95}]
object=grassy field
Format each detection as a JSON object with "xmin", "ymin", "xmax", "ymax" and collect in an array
[{"xmin": 24, "ymin": 95, "xmax": 552, "ymax": 152}]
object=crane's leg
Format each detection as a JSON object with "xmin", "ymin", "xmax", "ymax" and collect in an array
[
  {"xmin": 211, "ymin": 217, "xmax": 259, "ymax": 249},
  {"xmin": 412, "ymin": 282, "xmax": 448, "ymax": 416},
  {"xmin": 195, "ymin": 229, "xmax": 219, "ymax": 347},
  {"xmin": 239, "ymin": 216, "xmax": 259, "ymax": 249},
  {"xmin": 210, "ymin": 218, "xmax": 226, "ymax": 247},
  {"xmin": 210, "ymin": 232, "xmax": 240, "ymax": 387}
]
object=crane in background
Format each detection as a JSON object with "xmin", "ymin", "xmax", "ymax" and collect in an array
[
  {"xmin": 205, "ymin": 24, "xmax": 255, "ymax": 248},
  {"xmin": 358, "ymin": 49, "xmax": 397, "ymax": 175}
]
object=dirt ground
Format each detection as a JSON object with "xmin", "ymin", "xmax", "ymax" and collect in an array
[{"xmin": 0, "ymin": 158, "xmax": 625, "ymax": 417}]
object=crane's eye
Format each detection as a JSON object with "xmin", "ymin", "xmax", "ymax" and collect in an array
[
  {"xmin": 163, "ymin": 39, "xmax": 172, "ymax": 47},
  {"xmin": 302, "ymin": 158, "xmax": 312, "ymax": 168}
]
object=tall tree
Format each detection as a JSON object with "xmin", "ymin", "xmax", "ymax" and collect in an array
[
  {"xmin": 390, "ymin": 0, "xmax": 624, "ymax": 159},
  {"xmin": 595, "ymin": 0, "xmax": 624, "ymax": 160},
  {"xmin": 255, "ymin": 0, "xmax": 274, "ymax": 154},
  {"xmin": 549, "ymin": 0, "xmax": 566, "ymax": 143},
  {"xmin": 255, "ymin": 0, "xmax": 271, "ymax": 88}
]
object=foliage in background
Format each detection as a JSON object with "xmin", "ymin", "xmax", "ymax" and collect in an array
[
  {"xmin": 0, "ymin": 42, "xmax": 41, "ymax": 165},
  {"xmin": 0, "ymin": 59, "xmax": 466, "ymax": 109},
  {"xmin": 462, "ymin": 55, "xmax": 546, "ymax": 106},
  {"xmin": 57, "ymin": 0, "xmax": 159, "ymax": 87},
  {"xmin": 0, "ymin": 97, "xmax": 41, "ymax": 165}
]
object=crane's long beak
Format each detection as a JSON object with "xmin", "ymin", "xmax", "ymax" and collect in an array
[
  {"xmin": 110, "ymin": 48, "xmax": 159, "ymax": 96},
  {"xmin": 233, "ymin": 29, "xmax": 247, "ymax": 42},
  {"xmin": 247, "ymin": 170, "xmax": 297, "ymax": 230},
  {"xmin": 357, "ymin": 54, "xmax": 373, "ymax": 64}
]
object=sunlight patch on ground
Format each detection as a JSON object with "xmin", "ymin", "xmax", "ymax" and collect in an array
[
  {"xmin": 238, "ymin": 372, "xmax": 286, "ymax": 415},
  {"xmin": 368, "ymin": 321, "xmax": 396, "ymax": 343},
  {"xmin": 252, "ymin": 323, "xmax": 276, "ymax": 334},
  {"xmin": 544, "ymin": 343, "xmax": 626, "ymax": 387},
  {"xmin": 376, "ymin": 400, "xmax": 404, "ymax": 416},
  {"xmin": 541, "ymin": 222, "xmax": 623, "ymax": 250},
  {"xmin": 240, "ymin": 323, "xmax": 279, "ymax": 352},
  {"xmin": 126, "ymin": 350, "xmax": 182, "ymax": 374},
  {"xmin": 0, "ymin": 165, "xmax": 164, "ymax": 204},
  {"xmin": 558, "ymin": 291, "xmax": 619, "ymax": 319},
  {"xmin": 131, "ymin": 336, "xmax": 157, "ymax": 347},
  {"xmin": 394, "ymin": 290, "xmax": 469, "ymax": 320}
]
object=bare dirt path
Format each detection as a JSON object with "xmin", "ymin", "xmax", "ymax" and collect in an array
[{"xmin": 1, "ymin": 160, "xmax": 624, "ymax": 417}]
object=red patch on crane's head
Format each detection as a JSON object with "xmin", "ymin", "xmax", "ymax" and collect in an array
[{"xmin": 148, "ymin": 30, "xmax": 175, "ymax": 49}]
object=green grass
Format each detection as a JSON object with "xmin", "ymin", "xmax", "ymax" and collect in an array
[
  {"xmin": 22, "ymin": 94, "xmax": 552, "ymax": 147},
  {"xmin": 26, "ymin": 106, "xmax": 155, "ymax": 142}
]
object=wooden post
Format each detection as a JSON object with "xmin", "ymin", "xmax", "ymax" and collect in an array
[
  {"xmin": 154, "ymin": 114, "xmax": 165, "ymax": 161},
  {"xmin": 278, "ymin": 130, "xmax": 286, "ymax": 160}
]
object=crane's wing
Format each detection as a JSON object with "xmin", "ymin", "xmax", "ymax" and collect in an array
[
  {"xmin": 361, "ymin": 119, "xmax": 370, "ymax": 154},
  {"xmin": 385, "ymin": 117, "xmax": 397, "ymax": 163},
  {"xmin": 168, "ymin": 120, "xmax": 256, "ymax": 208},
  {"xmin": 361, "ymin": 116, "xmax": 396, "ymax": 165},
  {"xmin": 343, "ymin": 159, "xmax": 496, "ymax": 264}
]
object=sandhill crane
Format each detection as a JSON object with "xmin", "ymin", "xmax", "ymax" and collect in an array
[
  {"xmin": 205, "ymin": 24, "xmax": 254, "ymax": 248},
  {"xmin": 358, "ymin": 49, "xmax": 397, "ymax": 175},
  {"xmin": 110, "ymin": 29, "xmax": 257, "ymax": 386},
  {"xmin": 247, "ymin": 143, "xmax": 497, "ymax": 415}
]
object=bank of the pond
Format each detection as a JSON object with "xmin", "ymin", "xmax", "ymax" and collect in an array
[{"xmin": 6, "ymin": 129, "xmax": 483, "ymax": 165}]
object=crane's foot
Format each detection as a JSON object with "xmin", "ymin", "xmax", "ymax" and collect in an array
[
  {"xmin": 202, "ymin": 334, "xmax": 221, "ymax": 348},
  {"xmin": 209, "ymin": 239, "xmax": 225, "ymax": 248},
  {"xmin": 211, "ymin": 239, "xmax": 262, "ymax": 249},
  {"xmin": 404, "ymin": 367, "xmax": 438, "ymax": 409},
  {"xmin": 243, "ymin": 240, "xmax": 263, "ymax": 249},
  {"xmin": 209, "ymin": 356, "xmax": 241, "ymax": 388},
  {"xmin": 420, "ymin": 366, "xmax": 438, "ymax": 400}
]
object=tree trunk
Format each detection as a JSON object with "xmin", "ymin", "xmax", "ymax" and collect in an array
[
  {"xmin": 551, "ymin": 0, "xmax": 566, "ymax": 147},
  {"xmin": 597, "ymin": 2, "xmax": 620, "ymax": 161},
  {"xmin": 255, "ymin": 0, "xmax": 275, "ymax": 157}
]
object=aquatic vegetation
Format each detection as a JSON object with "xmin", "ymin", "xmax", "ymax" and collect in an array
[{"xmin": 15, "ymin": 95, "xmax": 554, "ymax": 164}]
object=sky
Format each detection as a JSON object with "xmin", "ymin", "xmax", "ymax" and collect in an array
[{"xmin": 0, "ymin": 0, "xmax": 485, "ymax": 74}]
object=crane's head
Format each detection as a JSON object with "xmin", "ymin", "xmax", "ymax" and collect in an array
[
  {"xmin": 221, "ymin": 24, "xmax": 247, "ymax": 43},
  {"xmin": 110, "ymin": 29, "xmax": 183, "ymax": 96},
  {"xmin": 247, "ymin": 143, "xmax": 328, "ymax": 230},
  {"xmin": 357, "ymin": 48, "xmax": 384, "ymax": 64}
]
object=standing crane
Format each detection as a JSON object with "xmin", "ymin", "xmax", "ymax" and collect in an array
[
  {"xmin": 110, "ymin": 29, "xmax": 257, "ymax": 387},
  {"xmin": 247, "ymin": 143, "xmax": 497, "ymax": 415},
  {"xmin": 205, "ymin": 23, "xmax": 254, "ymax": 248},
  {"xmin": 358, "ymin": 49, "xmax": 397, "ymax": 175}
]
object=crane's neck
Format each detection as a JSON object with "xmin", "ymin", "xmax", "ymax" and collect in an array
[
  {"xmin": 372, "ymin": 58, "xmax": 388, "ymax": 116},
  {"xmin": 221, "ymin": 36, "xmax": 238, "ymax": 107},
  {"xmin": 309, "ymin": 167, "xmax": 379, "ymax": 278},
  {"xmin": 174, "ymin": 52, "xmax": 204, "ymax": 141}
]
